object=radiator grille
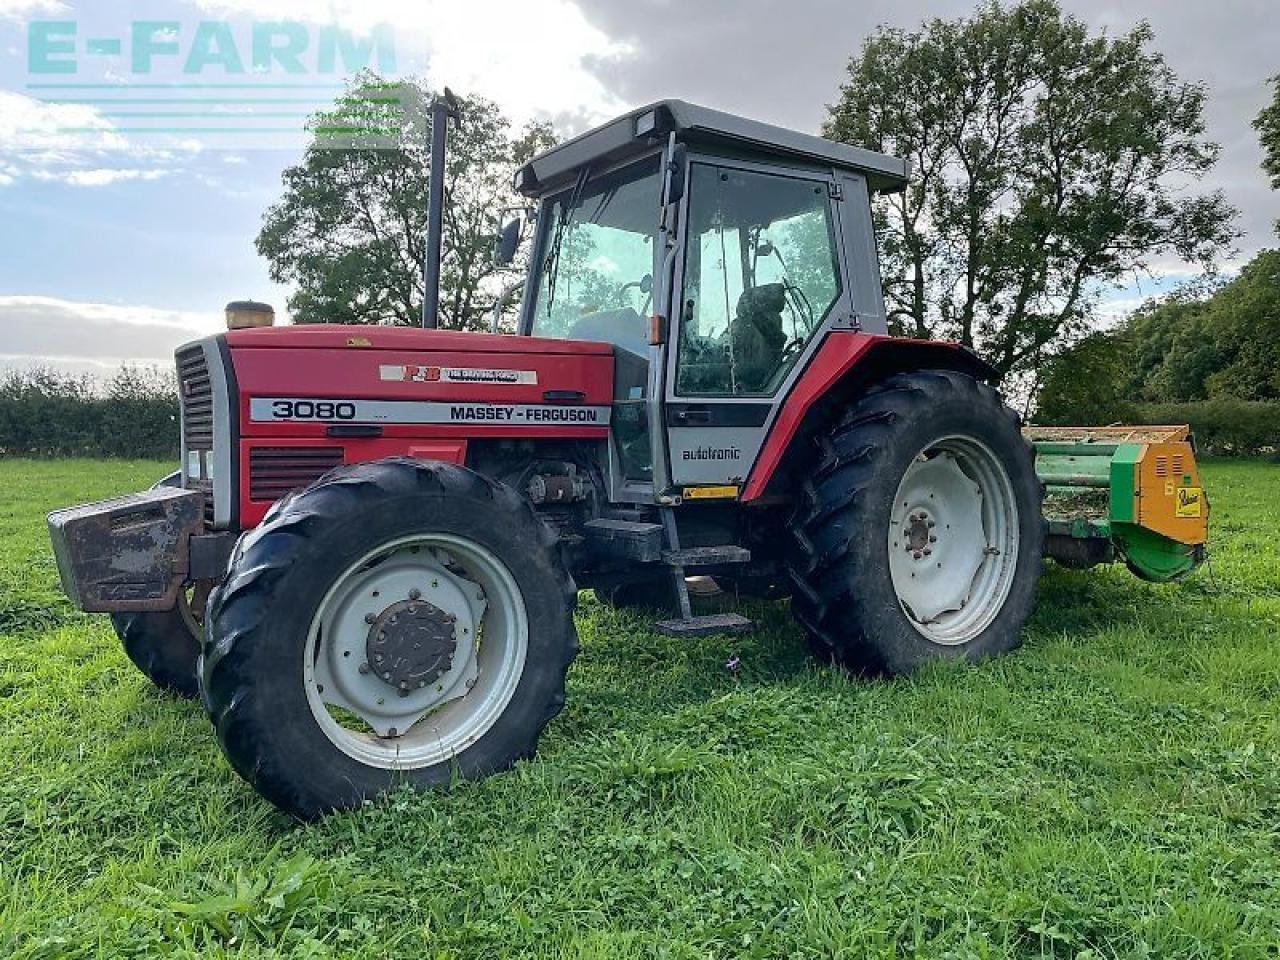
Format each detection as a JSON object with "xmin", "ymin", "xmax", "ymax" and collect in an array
[
  {"xmin": 177, "ymin": 344, "xmax": 214, "ymax": 522},
  {"xmin": 249, "ymin": 447, "xmax": 343, "ymax": 501}
]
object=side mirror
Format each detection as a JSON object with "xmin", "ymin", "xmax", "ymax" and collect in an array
[
  {"xmin": 494, "ymin": 217, "xmax": 522, "ymax": 266},
  {"xmin": 665, "ymin": 143, "xmax": 687, "ymax": 205}
]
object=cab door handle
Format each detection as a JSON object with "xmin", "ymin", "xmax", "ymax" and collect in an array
[{"xmin": 674, "ymin": 408, "xmax": 711, "ymax": 423}]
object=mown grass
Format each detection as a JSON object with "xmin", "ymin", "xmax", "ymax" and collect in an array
[{"xmin": 1, "ymin": 457, "xmax": 1277, "ymax": 958}]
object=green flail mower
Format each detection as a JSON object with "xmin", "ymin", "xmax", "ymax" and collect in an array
[{"xmin": 1029, "ymin": 425, "xmax": 1208, "ymax": 582}]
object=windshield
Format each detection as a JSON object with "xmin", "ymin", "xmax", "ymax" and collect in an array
[{"xmin": 528, "ymin": 156, "xmax": 662, "ymax": 357}]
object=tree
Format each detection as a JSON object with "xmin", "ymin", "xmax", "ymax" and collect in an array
[
  {"xmin": 1255, "ymin": 75, "xmax": 1280, "ymax": 235},
  {"xmin": 257, "ymin": 77, "xmax": 555, "ymax": 328},
  {"xmin": 1034, "ymin": 329, "xmax": 1136, "ymax": 424},
  {"xmin": 1037, "ymin": 248, "xmax": 1280, "ymax": 418},
  {"xmin": 824, "ymin": 0, "xmax": 1236, "ymax": 378}
]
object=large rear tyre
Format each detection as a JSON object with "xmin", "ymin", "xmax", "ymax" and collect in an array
[
  {"xmin": 111, "ymin": 588, "xmax": 203, "ymax": 699},
  {"xmin": 199, "ymin": 458, "xmax": 578, "ymax": 820},
  {"xmin": 787, "ymin": 370, "xmax": 1042, "ymax": 675}
]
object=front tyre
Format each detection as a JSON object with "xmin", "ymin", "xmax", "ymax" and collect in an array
[
  {"xmin": 110, "ymin": 585, "xmax": 205, "ymax": 698},
  {"xmin": 200, "ymin": 458, "xmax": 578, "ymax": 820},
  {"xmin": 787, "ymin": 370, "xmax": 1042, "ymax": 675}
]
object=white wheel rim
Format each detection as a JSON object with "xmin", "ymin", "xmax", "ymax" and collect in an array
[
  {"xmin": 303, "ymin": 533, "xmax": 528, "ymax": 770},
  {"xmin": 887, "ymin": 435, "xmax": 1020, "ymax": 646}
]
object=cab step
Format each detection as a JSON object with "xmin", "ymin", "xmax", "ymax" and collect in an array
[
  {"xmin": 654, "ymin": 613, "xmax": 755, "ymax": 638},
  {"xmin": 661, "ymin": 546, "xmax": 752, "ymax": 567},
  {"xmin": 583, "ymin": 518, "xmax": 663, "ymax": 562}
]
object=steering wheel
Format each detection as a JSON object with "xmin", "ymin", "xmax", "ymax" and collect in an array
[
  {"xmin": 617, "ymin": 275, "xmax": 654, "ymax": 315},
  {"xmin": 778, "ymin": 335, "xmax": 807, "ymax": 365}
]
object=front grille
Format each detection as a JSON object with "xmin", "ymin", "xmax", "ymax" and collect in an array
[
  {"xmin": 249, "ymin": 447, "xmax": 343, "ymax": 501},
  {"xmin": 177, "ymin": 344, "xmax": 215, "ymax": 523}
]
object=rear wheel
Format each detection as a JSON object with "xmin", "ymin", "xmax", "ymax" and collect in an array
[
  {"xmin": 787, "ymin": 370, "xmax": 1042, "ymax": 674},
  {"xmin": 110, "ymin": 584, "xmax": 207, "ymax": 698},
  {"xmin": 200, "ymin": 458, "xmax": 578, "ymax": 819}
]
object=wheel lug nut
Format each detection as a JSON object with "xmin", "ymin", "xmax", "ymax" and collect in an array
[
  {"xmin": 927, "ymin": 520, "xmax": 936, "ymax": 528},
  {"xmin": 382, "ymin": 672, "xmax": 392, "ymax": 681},
  {"xmin": 364, "ymin": 612, "xmax": 376, "ymax": 624},
  {"xmin": 923, "ymin": 548, "xmax": 932, "ymax": 556},
  {"xmin": 358, "ymin": 662, "xmax": 371, "ymax": 674},
  {"xmin": 929, "ymin": 535, "xmax": 937, "ymax": 543},
  {"xmin": 913, "ymin": 551, "xmax": 922, "ymax": 560},
  {"xmin": 409, "ymin": 589, "xmax": 421, "ymax": 600}
]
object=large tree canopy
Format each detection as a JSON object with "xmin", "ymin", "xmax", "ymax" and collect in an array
[
  {"xmin": 257, "ymin": 78, "xmax": 554, "ymax": 328},
  {"xmin": 1256, "ymin": 75, "xmax": 1280, "ymax": 235},
  {"xmin": 824, "ymin": 0, "xmax": 1236, "ymax": 378},
  {"xmin": 1037, "ymin": 248, "xmax": 1280, "ymax": 422}
]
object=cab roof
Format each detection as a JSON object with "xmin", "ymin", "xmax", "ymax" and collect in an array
[{"xmin": 516, "ymin": 99, "xmax": 910, "ymax": 197}]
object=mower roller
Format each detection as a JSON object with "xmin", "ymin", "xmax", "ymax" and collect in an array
[{"xmin": 45, "ymin": 98, "xmax": 1208, "ymax": 818}]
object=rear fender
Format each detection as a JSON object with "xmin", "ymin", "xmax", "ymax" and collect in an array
[{"xmin": 741, "ymin": 333, "xmax": 997, "ymax": 501}]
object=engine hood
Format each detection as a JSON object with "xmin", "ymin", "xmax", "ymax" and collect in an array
[
  {"xmin": 225, "ymin": 324, "xmax": 614, "ymax": 356},
  {"xmin": 218, "ymin": 324, "xmax": 617, "ymax": 441}
]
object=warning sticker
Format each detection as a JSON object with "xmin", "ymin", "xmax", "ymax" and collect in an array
[
  {"xmin": 1175, "ymin": 486, "xmax": 1203, "ymax": 518},
  {"xmin": 682, "ymin": 485, "xmax": 740, "ymax": 500}
]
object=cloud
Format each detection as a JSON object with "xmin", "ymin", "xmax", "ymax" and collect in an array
[
  {"xmin": 0, "ymin": 296, "xmax": 223, "ymax": 370},
  {"xmin": 0, "ymin": 90, "xmax": 124, "ymax": 153},
  {"xmin": 34, "ymin": 167, "xmax": 172, "ymax": 186},
  {"xmin": 0, "ymin": 0, "xmax": 68, "ymax": 19},
  {"xmin": 572, "ymin": 0, "xmax": 1279, "ymax": 262},
  {"xmin": 0, "ymin": 91, "xmax": 196, "ymax": 188},
  {"xmin": 193, "ymin": 0, "xmax": 631, "ymax": 125}
]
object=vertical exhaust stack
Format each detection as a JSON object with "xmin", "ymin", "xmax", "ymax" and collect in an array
[{"xmin": 422, "ymin": 88, "xmax": 462, "ymax": 329}]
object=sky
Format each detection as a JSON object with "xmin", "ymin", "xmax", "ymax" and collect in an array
[{"xmin": 0, "ymin": 0, "xmax": 1276, "ymax": 376}]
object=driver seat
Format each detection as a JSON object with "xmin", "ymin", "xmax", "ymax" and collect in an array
[{"xmin": 729, "ymin": 283, "xmax": 787, "ymax": 392}]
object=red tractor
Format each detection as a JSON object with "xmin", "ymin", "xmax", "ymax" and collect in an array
[{"xmin": 49, "ymin": 100, "xmax": 1058, "ymax": 818}]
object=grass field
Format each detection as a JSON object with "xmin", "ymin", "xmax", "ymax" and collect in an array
[{"xmin": 1, "ymin": 458, "xmax": 1278, "ymax": 959}]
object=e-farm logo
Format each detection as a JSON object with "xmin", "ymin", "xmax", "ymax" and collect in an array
[{"xmin": 25, "ymin": 17, "xmax": 406, "ymax": 148}]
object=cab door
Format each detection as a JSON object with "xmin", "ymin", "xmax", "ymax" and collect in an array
[{"xmin": 664, "ymin": 159, "xmax": 854, "ymax": 490}]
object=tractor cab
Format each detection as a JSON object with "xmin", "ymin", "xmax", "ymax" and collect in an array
[{"xmin": 509, "ymin": 101, "xmax": 910, "ymax": 504}]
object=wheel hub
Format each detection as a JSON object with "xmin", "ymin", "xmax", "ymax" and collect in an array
[
  {"xmin": 307, "ymin": 546, "xmax": 486, "ymax": 740},
  {"xmin": 901, "ymin": 510, "xmax": 937, "ymax": 557},
  {"xmin": 366, "ymin": 598, "xmax": 458, "ymax": 694}
]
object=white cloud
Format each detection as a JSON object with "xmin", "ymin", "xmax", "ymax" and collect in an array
[
  {"xmin": 0, "ymin": 0, "xmax": 68, "ymax": 20},
  {"xmin": 0, "ymin": 295, "xmax": 223, "ymax": 369},
  {"xmin": 193, "ymin": 0, "xmax": 631, "ymax": 125},
  {"xmin": 43, "ymin": 168, "xmax": 172, "ymax": 187},
  {"xmin": 0, "ymin": 90, "xmax": 125, "ymax": 153},
  {"xmin": 0, "ymin": 92, "xmax": 198, "ymax": 188}
]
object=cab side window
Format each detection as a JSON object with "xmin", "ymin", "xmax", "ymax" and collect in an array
[{"xmin": 676, "ymin": 164, "xmax": 843, "ymax": 396}]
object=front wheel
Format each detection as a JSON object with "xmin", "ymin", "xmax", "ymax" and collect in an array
[
  {"xmin": 200, "ymin": 458, "xmax": 578, "ymax": 819},
  {"xmin": 111, "ymin": 584, "xmax": 207, "ymax": 698},
  {"xmin": 787, "ymin": 370, "xmax": 1043, "ymax": 675}
]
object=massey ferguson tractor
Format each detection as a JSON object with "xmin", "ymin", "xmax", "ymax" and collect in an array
[{"xmin": 48, "ymin": 100, "xmax": 1209, "ymax": 819}]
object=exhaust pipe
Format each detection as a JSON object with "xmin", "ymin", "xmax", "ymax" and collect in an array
[{"xmin": 422, "ymin": 88, "xmax": 461, "ymax": 329}]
